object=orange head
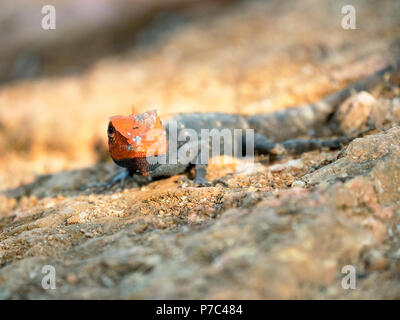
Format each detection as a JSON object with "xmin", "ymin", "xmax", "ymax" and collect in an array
[{"xmin": 107, "ymin": 109, "xmax": 167, "ymax": 161}]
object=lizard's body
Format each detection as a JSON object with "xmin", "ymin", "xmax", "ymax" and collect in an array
[
  {"xmin": 107, "ymin": 58, "xmax": 400, "ymax": 186},
  {"xmin": 109, "ymin": 112, "xmax": 256, "ymax": 185}
]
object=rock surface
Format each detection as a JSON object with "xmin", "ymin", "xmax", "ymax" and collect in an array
[{"xmin": 1, "ymin": 0, "xmax": 400, "ymax": 299}]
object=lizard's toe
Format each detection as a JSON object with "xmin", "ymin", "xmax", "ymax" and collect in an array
[
  {"xmin": 193, "ymin": 177, "xmax": 212, "ymax": 187},
  {"xmin": 95, "ymin": 170, "xmax": 131, "ymax": 192},
  {"xmin": 110, "ymin": 170, "xmax": 131, "ymax": 189}
]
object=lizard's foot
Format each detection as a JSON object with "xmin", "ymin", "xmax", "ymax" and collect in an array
[
  {"xmin": 78, "ymin": 170, "xmax": 131, "ymax": 193},
  {"xmin": 193, "ymin": 163, "xmax": 211, "ymax": 187},
  {"xmin": 103, "ymin": 169, "xmax": 131, "ymax": 189},
  {"xmin": 193, "ymin": 176, "xmax": 212, "ymax": 187},
  {"xmin": 111, "ymin": 170, "xmax": 131, "ymax": 188},
  {"xmin": 104, "ymin": 170, "xmax": 152, "ymax": 189}
]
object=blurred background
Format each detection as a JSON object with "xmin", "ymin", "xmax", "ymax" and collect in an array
[{"xmin": 0, "ymin": 0, "xmax": 399, "ymax": 189}]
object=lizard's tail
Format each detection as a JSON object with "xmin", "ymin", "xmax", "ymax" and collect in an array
[
  {"xmin": 272, "ymin": 136, "xmax": 351, "ymax": 155},
  {"xmin": 252, "ymin": 133, "xmax": 351, "ymax": 156},
  {"xmin": 247, "ymin": 57, "xmax": 400, "ymax": 142}
]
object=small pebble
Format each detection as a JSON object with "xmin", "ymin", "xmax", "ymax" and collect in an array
[
  {"xmin": 67, "ymin": 274, "xmax": 78, "ymax": 284},
  {"xmin": 292, "ymin": 180, "xmax": 305, "ymax": 188}
]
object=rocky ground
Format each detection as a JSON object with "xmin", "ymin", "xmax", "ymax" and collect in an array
[{"xmin": 0, "ymin": 0, "xmax": 400, "ymax": 299}]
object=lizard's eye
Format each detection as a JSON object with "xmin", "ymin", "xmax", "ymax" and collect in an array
[{"xmin": 108, "ymin": 123, "xmax": 115, "ymax": 136}]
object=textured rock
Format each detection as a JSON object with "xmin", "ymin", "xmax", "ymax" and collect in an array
[
  {"xmin": 335, "ymin": 91, "xmax": 377, "ymax": 135},
  {"xmin": 1, "ymin": 0, "xmax": 400, "ymax": 300}
]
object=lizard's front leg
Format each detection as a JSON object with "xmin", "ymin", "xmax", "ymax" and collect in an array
[
  {"xmin": 193, "ymin": 163, "xmax": 210, "ymax": 186},
  {"xmin": 177, "ymin": 139, "xmax": 211, "ymax": 187}
]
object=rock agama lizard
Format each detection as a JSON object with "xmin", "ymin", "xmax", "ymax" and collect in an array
[{"xmin": 107, "ymin": 58, "xmax": 400, "ymax": 187}]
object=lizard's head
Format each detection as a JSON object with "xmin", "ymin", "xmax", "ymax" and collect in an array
[{"xmin": 107, "ymin": 109, "xmax": 167, "ymax": 162}]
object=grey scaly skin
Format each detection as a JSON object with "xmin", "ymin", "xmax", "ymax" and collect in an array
[{"xmin": 109, "ymin": 57, "xmax": 400, "ymax": 188}]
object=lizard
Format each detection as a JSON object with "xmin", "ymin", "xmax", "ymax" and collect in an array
[{"xmin": 106, "ymin": 58, "xmax": 400, "ymax": 187}]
